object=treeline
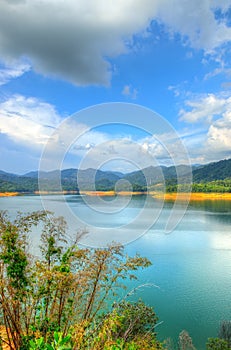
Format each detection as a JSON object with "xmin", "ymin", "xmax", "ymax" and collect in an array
[
  {"xmin": 0, "ymin": 178, "xmax": 79, "ymax": 193},
  {"xmin": 3, "ymin": 178, "xmax": 231, "ymax": 194},
  {"xmin": 0, "ymin": 178, "xmax": 38, "ymax": 193},
  {"xmin": 1, "ymin": 159, "xmax": 231, "ymax": 193},
  {"xmin": 165, "ymin": 178, "xmax": 231, "ymax": 193}
]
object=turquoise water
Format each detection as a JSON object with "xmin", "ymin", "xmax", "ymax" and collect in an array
[{"xmin": 1, "ymin": 195, "xmax": 231, "ymax": 349}]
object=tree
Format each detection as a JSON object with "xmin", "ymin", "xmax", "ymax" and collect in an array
[
  {"xmin": 218, "ymin": 320, "xmax": 231, "ymax": 347},
  {"xmin": 178, "ymin": 330, "xmax": 195, "ymax": 350},
  {"xmin": 206, "ymin": 337, "xmax": 230, "ymax": 350},
  {"xmin": 0, "ymin": 210, "xmax": 160, "ymax": 350}
]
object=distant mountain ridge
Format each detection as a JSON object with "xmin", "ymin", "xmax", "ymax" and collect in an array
[
  {"xmin": 0, "ymin": 158, "xmax": 231, "ymax": 193},
  {"xmin": 192, "ymin": 158, "xmax": 231, "ymax": 182}
]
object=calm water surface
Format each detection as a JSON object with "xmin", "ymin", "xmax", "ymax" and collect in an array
[{"xmin": 1, "ymin": 195, "xmax": 231, "ymax": 349}]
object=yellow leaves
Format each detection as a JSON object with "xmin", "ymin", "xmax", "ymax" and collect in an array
[{"xmin": 0, "ymin": 211, "xmax": 156, "ymax": 350}]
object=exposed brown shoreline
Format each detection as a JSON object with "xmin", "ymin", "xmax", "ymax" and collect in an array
[
  {"xmin": 0, "ymin": 192, "xmax": 19, "ymax": 197},
  {"xmin": 151, "ymin": 192, "xmax": 231, "ymax": 201},
  {"xmin": 1, "ymin": 191, "xmax": 231, "ymax": 201}
]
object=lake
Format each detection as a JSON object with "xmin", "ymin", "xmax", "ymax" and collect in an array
[{"xmin": 1, "ymin": 194, "xmax": 231, "ymax": 349}]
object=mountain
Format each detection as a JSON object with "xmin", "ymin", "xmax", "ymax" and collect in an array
[
  {"xmin": 0, "ymin": 171, "xmax": 38, "ymax": 192},
  {"xmin": 24, "ymin": 170, "xmax": 60, "ymax": 179},
  {"xmin": 193, "ymin": 158, "xmax": 231, "ymax": 182},
  {"xmin": 3, "ymin": 168, "xmax": 122, "ymax": 192},
  {"xmin": 124, "ymin": 165, "xmax": 193, "ymax": 187},
  {"xmin": 0, "ymin": 170, "xmax": 20, "ymax": 181},
  {"xmin": 76, "ymin": 168, "xmax": 121, "ymax": 191},
  {"xmin": 0, "ymin": 158, "xmax": 231, "ymax": 193}
]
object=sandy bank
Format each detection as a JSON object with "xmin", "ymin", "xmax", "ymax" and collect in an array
[
  {"xmin": 80, "ymin": 191, "xmax": 146, "ymax": 196},
  {"xmin": 0, "ymin": 192, "xmax": 19, "ymax": 197},
  {"xmin": 151, "ymin": 192, "xmax": 231, "ymax": 201},
  {"xmin": 1, "ymin": 191, "xmax": 231, "ymax": 201}
]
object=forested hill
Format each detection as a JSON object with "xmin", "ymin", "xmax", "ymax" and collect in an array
[
  {"xmin": 192, "ymin": 158, "xmax": 231, "ymax": 182},
  {"xmin": 0, "ymin": 158, "xmax": 231, "ymax": 193}
]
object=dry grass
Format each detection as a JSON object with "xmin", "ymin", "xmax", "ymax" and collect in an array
[
  {"xmin": 151, "ymin": 192, "xmax": 231, "ymax": 201},
  {"xmin": 0, "ymin": 192, "xmax": 18, "ymax": 197},
  {"xmin": 0, "ymin": 326, "xmax": 12, "ymax": 350}
]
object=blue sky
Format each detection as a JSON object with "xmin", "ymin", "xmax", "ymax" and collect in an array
[{"xmin": 0, "ymin": 0, "xmax": 231, "ymax": 174}]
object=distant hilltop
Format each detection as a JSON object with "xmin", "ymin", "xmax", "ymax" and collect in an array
[{"xmin": 0, "ymin": 158, "xmax": 231, "ymax": 194}]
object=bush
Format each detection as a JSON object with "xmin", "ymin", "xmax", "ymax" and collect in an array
[
  {"xmin": 0, "ymin": 211, "xmax": 160, "ymax": 349},
  {"xmin": 206, "ymin": 337, "xmax": 230, "ymax": 350}
]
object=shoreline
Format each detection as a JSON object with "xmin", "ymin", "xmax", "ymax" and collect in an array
[
  {"xmin": 151, "ymin": 192, "xmax": 231, "ymax": 201},
  {"xmin": 0, "ymin": 192, "xmax": 20, "ymax": 197},
  {"xmin": 1, "ymin": 191, "xmax": 231, "ymax": 201}
]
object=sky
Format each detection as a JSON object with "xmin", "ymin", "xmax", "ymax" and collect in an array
[{"xmin": 0, "ymin": 0, "xmax": 231, "ymax": 174}]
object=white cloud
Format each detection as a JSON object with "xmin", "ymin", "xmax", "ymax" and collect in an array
[
  {"xmin": 202, "ymin": 47, "xmax": 231, "ymax": 81},
  {"xmin": 168, "ymin": 85, "xmax": 181, "ymax": 97},
  {"xmin": 207, "ymin": 110, "xmax": 231, "ymax": 151},
  {"xmin": 204, "ymin": 67, "xmax": 231, "ymax": 81},
  {"xmin": 138, "ymin": 132, "xmax": 192, "ymax": 166},
  {"xmin": 0, "ymin": 94, "xmax": 114, "ymax": 171},
  {"xmin": 78, "ymin": 139, "xmax": 157, "ymax": 171},
  {"xmin": 0, "ymin": 61, "xmax": 30, "ymax": 85},
  {"xmin": 0, "ymin": 0, "xmax": 158, "ymax": 86},
  {"xmin": 178, "ymin": 92, "xmax": 231, "ymax": 163},
  {"xmin": 71, "ymin": 131, "xmax": 109, "ymax": 154},
  {"xmin": 179, "ymin": 94, "xmax": 230, "ymax": 123},
  {"xmin": 122, "ymin": 85, "xmax": 138, "ymax": 99},
  {"xmin": 0, "ymin": 95, "xmax": 61, "ymax": 146},
  {"xmin": 156, "ymin": 0, "xmax": 231, "ymax": 51},
  {"xmin": 0, "ymin": 1, "xmax": 230, "ymax": 85}
]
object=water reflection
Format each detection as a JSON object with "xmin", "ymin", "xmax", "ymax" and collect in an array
[
  {"xmin": 210, "ymin": 232, "xmax": 231, "ymax": 250},
  {"xmin": 188, "ymin": 199, "xmax": 231, "ymax": 213}
]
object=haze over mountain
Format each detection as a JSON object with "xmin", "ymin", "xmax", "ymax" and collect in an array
[{"xmin": 1, "ymin": 158, "xmax": 231, "ymax": 193}]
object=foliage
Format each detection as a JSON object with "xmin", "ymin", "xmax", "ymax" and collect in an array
[
  {"xmin": 206, "ymin": 337, "xmax": 230, "ymax": 350},
  {"xmin": 165, "ymin": 178, "xmax": 231, "ymax": 193},
  {"xmin": 178, "ymin": 330, "xmax": 195, "ymax": 350},
  {"xmin": 218, "ymin": 320, "xmax": 231, "ymax": 347},
  {"xmin": 0, "ymin": 211, "xmax": 158, "ymax": 349},
  {"xmin": 108, "ymin": 300, "xmax": 158, "ymax": 342},
  {"xmin": 193, "ymin": 158, "xmax": 231, "ymax": 182},
  {"xmin": 29, "ymin": 332, "xmax": 72, "ymax": 350},
  {"xmin": 2, "ymin": 158, "xmax": 231, "ymax": 193}
]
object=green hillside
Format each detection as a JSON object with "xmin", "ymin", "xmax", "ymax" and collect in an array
[
  {"xmin": 1, "ymin": 158, "xmax": 231, "ymax": 193},
  {"xmin": 193, "ymin": 158, "xmax": 231, "ymax": 182}
]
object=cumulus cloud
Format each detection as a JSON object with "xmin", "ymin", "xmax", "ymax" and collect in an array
[
  {"xmin": 0, "ymin": 0, "xmax": 230, "ymax": 85},
  {"xmin": 0, "ymin": 95, "xmax": 64, "ymax": 172},
  {"xmin": 156, "ymin": 0, "xmax": 231, "ymax": 50},
  {"xmin": 0, "ymin": 94, "xmax": 114, "ymax": 171},
  {"xmin": 179, "ymin": 94, "xmax": 230, "ymax": 123},
  {"xmin": 207, "ymin": 110, "xmax": 231, "ymax": 151},
  {"xmin": 178, "ymin": 92, "xmax": 231, "ymax": 162},
  {"xmin": 78, "ymin": 139, "xmax": 156, "ymax": 172},
  {"xmin": 0, "ymin": 95, "xmax": 62, "ymax": 146},
  {"xmin": 0, "ymin": 95, "xmax": 113, "ymax": 158},
  {"xmin": 0, "ymin": 0, "xmax": 157, "ymax": 85}
]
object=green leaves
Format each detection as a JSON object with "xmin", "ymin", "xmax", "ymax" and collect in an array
[
  {"xmin": 29, "ymin": 336, "xmax": 46, "ymax": 349},
  {"xmin": 0, "ymin": 211, "xmax": 158, "ymax": 350},
  {"xmin": 206, "ymin": 337, "xmax": 230, "ymax": 350},
  {"xmin": 29, "ymin": 332, "xmax": 72, "ymax": 350}
]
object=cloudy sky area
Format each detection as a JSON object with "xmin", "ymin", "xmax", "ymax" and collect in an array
[{"xmin": 0, "ymin": 0, "xmax": 231, "ymax": 173}]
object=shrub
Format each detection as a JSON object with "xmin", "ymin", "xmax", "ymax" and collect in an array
[{"xmin": 0, "ymin": 211, "xmax": 159, "ymax": 350}]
